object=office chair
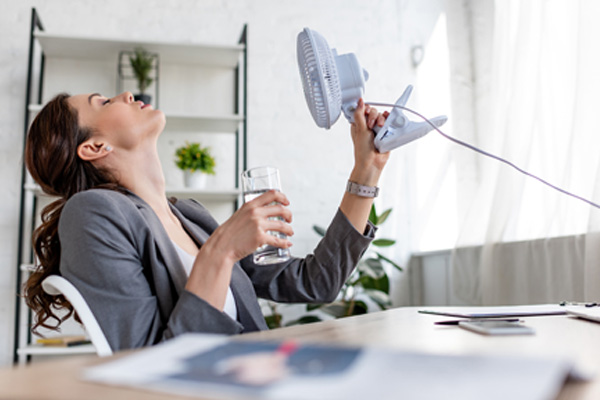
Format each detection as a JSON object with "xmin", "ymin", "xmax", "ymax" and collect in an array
[{"xmin": 41, "ymin": 275, "xmax": 113, "ymax": 357}]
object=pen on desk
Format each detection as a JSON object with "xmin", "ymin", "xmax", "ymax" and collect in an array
[{"xmin": 434, "ymin": 318, "xmax": 521, "ymax": 326}]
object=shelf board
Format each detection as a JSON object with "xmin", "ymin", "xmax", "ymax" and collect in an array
[
  {"xmin": 34, "ymin": 31, "xmax": 244, "ymax": 67},
  {"xmin": 166, "ymin": 188, "xmax": 240, "ymax": 201},
  {"xmin": 28, "ymin": 104, "xmax": 42, "ymax": 113},
  {"xmin": 17, "ymin": 344, "xmax": 96, "ymax": 356},
  {"xmin": 29, "ymin": 105, "xmax": 243, "ymax": 133},
  {"xmin": 165, "ymin": 113, "xmax": 243, "ymax": 133},
  {"xmin": 23, "ymin": 182, "xmax": 57, "ymax": 198},
  {"xmin": 20, "ymin": 263, "xmax": 34, "ymax": 273}
]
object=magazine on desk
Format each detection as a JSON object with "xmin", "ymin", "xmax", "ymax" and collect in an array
[{"xmin": 84, "ymin": 333, "xmax": 575, "ymax": 400}]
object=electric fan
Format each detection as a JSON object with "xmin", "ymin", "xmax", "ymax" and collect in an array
[
  {"xmin": 297, "ymin": 27, "xmax": 448, "ymax": 153},
  {"xmin": 295, "ymin": 27, "xmax": 600, "ymax": 210}
]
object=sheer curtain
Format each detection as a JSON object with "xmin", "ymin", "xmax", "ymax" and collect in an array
[
  {"xmin": 452, "ymin": 0, "xmax": 600, "ymax": 305},
  {"xmin": 379, "ymin": 9, "xmax": 458, "ymax": 306}
]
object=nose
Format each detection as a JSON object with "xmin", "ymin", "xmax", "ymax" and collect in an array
[{"xmin": 114, "ymin": 91, "xmax": 134, "ymax": 103}]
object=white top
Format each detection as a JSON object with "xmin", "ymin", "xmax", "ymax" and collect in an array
[{"xmin": 171, "ymin": 240, "xmax": 238, "ymax": 321}]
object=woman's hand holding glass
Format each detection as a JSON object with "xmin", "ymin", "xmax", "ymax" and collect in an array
[
  {"xmin": 205, "ymin": 190, "xmax": 294, "ymax": 265},
  {"xmin": 241, "ymin": 166, "xmax": 292, "ymax": 265},
  {"xmin": 186, "ymin": 190, "xmax": 293, "ymax": 310}
]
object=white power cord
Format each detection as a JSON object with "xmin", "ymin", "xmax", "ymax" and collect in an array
[{"xmin": 367, "ymin": 101, "xmax": 600, "ymax": 210}]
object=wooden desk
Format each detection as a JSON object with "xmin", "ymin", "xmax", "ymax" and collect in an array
[{"xmin": 1, "ymin": 307, "xmax": 599, "ymax": 400}]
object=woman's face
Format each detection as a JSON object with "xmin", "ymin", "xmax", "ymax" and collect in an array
[{"xmin": 68, "ymin": 91, "xmax": 165, "ymax": 151}]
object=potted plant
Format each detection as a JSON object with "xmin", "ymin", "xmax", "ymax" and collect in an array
[
  {"xmin": 129, "ymin": 47, "xmax": 155, "ymax": 105},
  {"xmin": 175, "ymin": 142, "xmax": 216, "ymax": 189}
]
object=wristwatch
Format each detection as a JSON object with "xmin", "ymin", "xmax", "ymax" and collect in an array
[{"xmin": 346, "ymin": 180, "xmax": 379, "ymax": 198}]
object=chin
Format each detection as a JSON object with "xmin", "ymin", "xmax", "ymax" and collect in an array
[{"xmin": 154, "ymin": 110, "xmax": 167, "ymax": 134}]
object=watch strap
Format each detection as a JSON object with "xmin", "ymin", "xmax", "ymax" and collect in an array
[{"xmin": 346, "ymin": 180, "xmax": 379, "ymax": 198}]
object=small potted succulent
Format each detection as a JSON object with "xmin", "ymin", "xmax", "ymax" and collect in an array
[
  {"xmin": 175, "ymin": 142, "xmax": 216, "ymax": 189},
  {"xmin": 129, "ymin": 47, "xmax": 155, "ymax": 105}
]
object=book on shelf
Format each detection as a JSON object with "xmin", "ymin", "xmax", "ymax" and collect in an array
[{"xmin": 36, "ymin": 335, "xmax": 91, "ymax": 347}]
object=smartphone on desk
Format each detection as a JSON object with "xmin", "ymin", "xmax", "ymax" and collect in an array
[{"xmin": 458, "ymin": 320, "xmax": 535, "ymax": 336}]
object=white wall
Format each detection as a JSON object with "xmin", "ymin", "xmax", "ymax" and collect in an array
[{"xmin": 0, "ymin": 0, "xmax": 446, "ymax": 366}]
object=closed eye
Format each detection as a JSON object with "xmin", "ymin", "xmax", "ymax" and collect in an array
[{"xmin": 103, "ymin": 98, "xmax": 111, "ymax": 105}]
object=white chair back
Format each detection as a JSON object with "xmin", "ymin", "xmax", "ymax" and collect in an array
[{"xmin": 41, "ymin": 275, "xmax": 113, "ymax": 357}]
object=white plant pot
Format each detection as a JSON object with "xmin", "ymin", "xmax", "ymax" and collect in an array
[{"xmin": 183, "ymin": 170, "xmax": 208, "ymax": 189}]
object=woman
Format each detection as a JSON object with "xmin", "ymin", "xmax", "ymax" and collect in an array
[{"xmin": 24, "ymin": 91, "xmax": 390, "ymax": 351}]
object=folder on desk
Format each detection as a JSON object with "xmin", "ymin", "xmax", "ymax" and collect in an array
[{"xmin": 418, "ymin": 304, "xmax": 567, "ymax": 319}]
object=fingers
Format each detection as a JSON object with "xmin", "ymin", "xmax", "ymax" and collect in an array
[
  {"xmin": 242, "ymin": 189, "xmax": 294, "ymax": 237},
  {"xmin": 264, "ymin": 202, "xmax": 293, "ymax": 223},
  {"xmin": 261, "ymin": 232, "xmax": 294, "ymax": 249},
  {"xmin": 352, "ymin": 98, "xmax": 367, "ymax": 130},
  {"xmin": 366, "ymin": 106, "xmax": 380, "ymax": 129},
  {"xmin": 263, "ymin": 218, "xmax": 295, "ymax": 238},
  {"xmin": 355, "ymin": 100, "xmax": 388, "ymax": 131},
  {"xmin": 253, "ymin": 214, "xmax": 294, "ymax": 250},
  {"xmin": 380, "ymin": 111, "xmax": 390, "ymax": 127},
  {"xmin": 244, "ymin": 190, "xmax": 292, "ymax": 222},
  {"xmin": 251, "ymin": 189, "xmax": 290, "ymax": 207}
]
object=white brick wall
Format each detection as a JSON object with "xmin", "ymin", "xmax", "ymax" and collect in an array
[{"xmin": 0, "ymin": 0, "xmax": 445, "ymax": 366}]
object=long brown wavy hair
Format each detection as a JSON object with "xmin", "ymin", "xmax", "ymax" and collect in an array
[{"xmin": 24, "ymin": 93, "xmax": 119, "ymax": 334}]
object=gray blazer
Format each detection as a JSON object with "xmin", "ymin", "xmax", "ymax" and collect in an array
[{"xmin": 58, "ymin": 189, "xmax": 376, "ymax": 351}]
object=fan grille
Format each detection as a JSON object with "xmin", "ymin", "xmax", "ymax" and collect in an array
[{"xmin": 297, "ymin": 29, "xmax": 342, "ymax": 129}]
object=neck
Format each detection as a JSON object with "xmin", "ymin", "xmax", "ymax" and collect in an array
[{"xmin": 113, "ymin": 143, "xmax": 172, "ymax": 216}]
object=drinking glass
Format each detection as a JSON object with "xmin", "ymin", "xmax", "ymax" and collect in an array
[{"xmin": 241, "ymin": 166, "xmax": 291, "ymax": 265}]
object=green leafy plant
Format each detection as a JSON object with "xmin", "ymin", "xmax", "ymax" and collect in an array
[
  {"xmin": 174, "ymin": 142, "xmax": 216, "ymax": 174},
  {"xmin": 265, "ymin": 204, "xmax": 402, "ymax": 328},
  {"xmin": 129, "ymin": 47, "xmax": 155, "ymax": 94}
]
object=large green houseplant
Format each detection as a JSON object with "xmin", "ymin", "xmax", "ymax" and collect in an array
[{"xmin": 264, "ymin": 204, "xmax": 402, "ymax": 328}]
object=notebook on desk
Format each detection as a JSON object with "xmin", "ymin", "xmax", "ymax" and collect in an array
[{"xmin": 565, "ymin": 307, "xmax": 600, "ymax": 323}]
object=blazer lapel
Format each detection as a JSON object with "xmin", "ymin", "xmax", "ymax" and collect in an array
[
  {"xmin": 170, "ymin": 205, "xmax": 210, "ymax": 246},
  {"xmin": 127, "ymin": 193, "xmax": 188, "ymax": 295}
]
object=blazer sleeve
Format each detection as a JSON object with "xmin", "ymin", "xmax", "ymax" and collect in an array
[
  {"xmin": 58, "ymin": 190, "xmax": 242, "ymax": 351},
  {"xmin": 241, "ymin": 208, "xmax": 377, "ymax": 303}
]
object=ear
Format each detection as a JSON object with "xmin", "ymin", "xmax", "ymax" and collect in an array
[{"xmin": 77, "ymin": 140, "xmax": 111, "ymax": 161}]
